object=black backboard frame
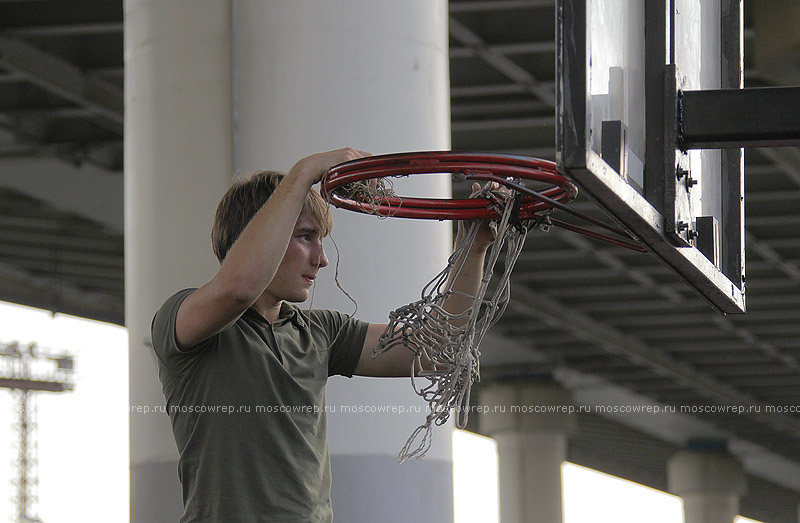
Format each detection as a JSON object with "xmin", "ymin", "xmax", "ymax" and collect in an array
[{"xmin": 556, "ymin": 0, "xmax": 746, "ymax": 313}]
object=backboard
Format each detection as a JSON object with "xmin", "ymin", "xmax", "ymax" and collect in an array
[{"xmin": 557, "ymin": 0, "xmax": 746, "ymax": 313}]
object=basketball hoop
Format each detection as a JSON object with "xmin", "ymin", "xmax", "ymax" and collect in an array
[
  {"xmin": 323, "ymin": 151, "xmax": 644, "ymax": 251},
  {"xmin": 323, "ymin": 151, "xmax": 578, "ymax": 220},
  {"xmin": 322, "ymin": 151, "xmax": 643, "ymax": 461}
]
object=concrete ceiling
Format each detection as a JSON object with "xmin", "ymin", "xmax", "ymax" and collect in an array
[{"xmin": 1, "ymin": 1, "xmax": 799, "ymax": 521}]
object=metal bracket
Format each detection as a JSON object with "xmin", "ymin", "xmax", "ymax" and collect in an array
[{"xmin": 679, "ymin": 86, "xmax": 800, "ymax": 149}]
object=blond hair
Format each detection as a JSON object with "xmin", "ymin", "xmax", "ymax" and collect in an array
[{"xmin": 211, "ymin": 170, "xmax": 332, "ymax": 262}]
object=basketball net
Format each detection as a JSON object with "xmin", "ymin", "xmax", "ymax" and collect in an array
[
  {"xmin": 371, "ymin": 186, "xmax": 535, "ymax": 462},
  {"xmin": 323, "ymin": 152, "xmax": 643, "ymax": 460}
]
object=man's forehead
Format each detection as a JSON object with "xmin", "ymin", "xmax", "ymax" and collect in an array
[{"xmin": 294, "ymin": 213, "xmax": 322, "ymax": 232}]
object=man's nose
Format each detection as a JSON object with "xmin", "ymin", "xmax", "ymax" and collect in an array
[{"xmin": 315, "ymin": 246, "xmax": 329, "ymax": 269}]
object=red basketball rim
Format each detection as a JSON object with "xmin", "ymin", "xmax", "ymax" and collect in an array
[{"xmin": 321, "ymin": 151, "xmax": 578, "ymax": 220}]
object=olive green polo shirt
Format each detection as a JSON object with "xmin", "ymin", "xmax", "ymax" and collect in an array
[{"xmin": 151, "ymin": 288, "xmax": 368, "ymax": 522}]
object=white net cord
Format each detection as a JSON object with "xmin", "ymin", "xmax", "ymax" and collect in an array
[{"xmin": 373, "ymin": 187, "xmax": 535, "ymax": 462}]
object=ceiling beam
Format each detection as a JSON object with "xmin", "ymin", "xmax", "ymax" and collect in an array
[
  {"xmin": 448, "ymin": 16, "xmax": 555, "ymax": 106},
  {"xmin": 574, "ymin": 292, "xmax": 800, "ymax": 313},
  {"xmin": 0, "ymin": 71, "xmax": 25, "ymax": 83},
  {"xmin": 0, "ymin": 228, "xmax": 121, "ymax": 252},
  {"xmin": 451, "ymin": 99, "xmax": 550, "ymax": 117},
  {"xmin": 763, "ymin": 238, "xmax": 800, "ymax": 249},
  {"xmin": 526, "ymin": 222, "xmax": 800, "ymax": 388},
  {"xmin": 756, "ymin": 147, "xmax": 800, "ymax": 188},
  {"xmin": 472, "ymin": 146, "xmax": 555, "ymax": 158},
  {"xmin": 450, "ymin": 0, "xmax": 554, "ymax": 12},
  {"xmin": 553, "ymin": 230, "xmax": 685, "ymax": 303},
  {"xmin": 0, "ymin": 34, "xmax": 123, "ymax": 133},
  {"xmin": 451, "ymin": 115, "xmax": 553, "ymax": 132},
  {"xmin": 746, "ymin": 189, "xmax": 800, "ymax": 201},
  {"xmin": 451, "ymin": 41, "xmax": 554, "ymax": 58},
  {"xmin": 451, "ymin": 83, "xmax": 529, "ymax": 97},
  {"xmin": 509, "ymin": 285, "xmax": 800, "ymax": 439},
  {"xmin": 0, "ymin": 211, "xmax": 112, "ymax": 237},
  {"xmin": 4, "ymin": 106, "xmax": 98, "ymax": 119},
  {"xmin": 746, "ymin": 215, "xmax": 800, "ymax": 226},
  {"xmin": 746, "ymin": 230, "xmax": 800, "ymax": 281},
  {"xmin": 87, "ymin": 66, "xmax": 124, "ymax": 82},
  {"xmin": 0, "ymin": 114, "xmax": 122, "ymax": 171},
  {"xmin": 6, "ymin": 22, "xmax": 123, "ymax": 37},
  {"xmin": 544, "ymin": 282, "xmax": 681, "ymax": 298},
  {"xmin": 0, "ymin": 242, "xmax": 122, "ymax": 269},
  {"xmin": 0, "ymin": 261, "xmax": 123, "ymax": 326}
]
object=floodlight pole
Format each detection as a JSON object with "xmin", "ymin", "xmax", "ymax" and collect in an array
[
  {"xmin": 0, "ymin": 342, "xmax": 75, "ymax": 523},
  {"xmin": 17, "ymin": 390, "xmax": 34, "ymax": 523}
]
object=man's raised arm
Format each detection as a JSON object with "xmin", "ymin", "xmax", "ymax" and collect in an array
[{"xmin": 175, "ymin": 148, "xmax": 367, "ymax": 348}]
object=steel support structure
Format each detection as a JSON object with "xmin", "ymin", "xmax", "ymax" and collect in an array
[{"xmin": 679, "ymin": 86, "xmax": 800, "ymax": 149}]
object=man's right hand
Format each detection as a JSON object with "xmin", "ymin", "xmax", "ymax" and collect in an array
[{"xmin": 289, "ymin": 147, "xmax": 372, "ymax": 186}]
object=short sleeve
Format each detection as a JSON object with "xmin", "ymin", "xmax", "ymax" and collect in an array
[
  {"xmin": 151, "ymin": 288, "xmax": 210, "ymax": 371},
  {"xmin": 307, "ymin": 310, "xmax": 369, "ymax": 378}
]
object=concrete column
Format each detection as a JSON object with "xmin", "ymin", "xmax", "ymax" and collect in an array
[
  {"xmin": 234, "ymin": 2, "xmax": 453, "ymax": 521},
  {"xmin": 127, "ymin": 0, "xmax": 451, "ymax": 521},
  {"xmin": 667, "ymin": 447, "xmax": 746, "ymax": 523},
  {"xmin": 481, "ymin": 382, "xmax": 576, "ymax": 523},
  {"xmin": 125, "ymin": 1, "xmax": 233, "ymax": 522}
]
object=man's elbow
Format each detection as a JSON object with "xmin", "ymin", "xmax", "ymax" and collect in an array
[{"xmin": 216, "ymin": 272, "xmax": 262, "ymax": 309}]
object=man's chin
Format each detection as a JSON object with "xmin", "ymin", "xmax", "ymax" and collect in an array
[{"xmin": 285, "ymin": 292, "xmax": 310, "ymax": 304}]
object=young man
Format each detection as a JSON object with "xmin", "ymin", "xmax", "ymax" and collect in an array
[{"xmin": 151, "ymin": 148, "xmax": 495, "ymax": 522}]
